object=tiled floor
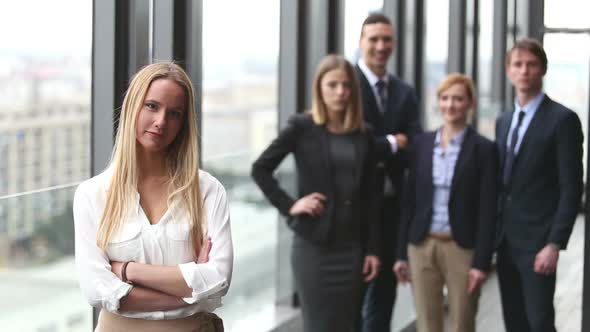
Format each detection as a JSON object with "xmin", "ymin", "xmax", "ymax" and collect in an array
[
  {"xmin": 273, "ymin": 217, "xmax": 586, "ymax": 332},
  {"xmin": 460, "ymin": 217, "xmax": 584, "ymax": 332}
]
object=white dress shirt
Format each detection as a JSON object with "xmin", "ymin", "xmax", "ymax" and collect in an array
[
  {"xmin": 357, "ymin": 58, "xmax": 399, "ymax": 153},
  {"xmin": 73, "ymin": 168, "xmax": 233, "ymax": 320},
  {"xmin": 506, "ymin": 92, "xmax": 545, "ymax": 154}
]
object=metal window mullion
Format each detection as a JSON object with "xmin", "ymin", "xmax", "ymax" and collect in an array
[
  {"xmin": 383, "ymin": 0, "xmax": 402, "ymax": 76},
  {"xmin": 583, "ymin": 32, "xmax": 590, "ymax": 332},
  {"xmin": 329, "ymin": 0, "xmax": 346, "ymax": 55},
  {"xmin": 491, "ymin": 0, "xmax": 508, "ymax": 112},
  {"xmin": 91, "ymin": 0, "xmax": 131, "ymax": 325},
  {"xmin": 129, "ymin": 0, "xmax": 151, "ymax": 73},
  {"xmin": 303, "ymin": 0, "xmax": 331, "ymax": 107},
  {"xmin": 152, "ymin": 0, "xmax": 174, "ymax": 61},
  {"xmin": 276, "ymin": 0, "xmax": 303, "ymax": 306},
  {"xmin": 448, "ymin": 0, "xmax": 466, "ymax": 74},
  {"xmin": 182, "ymin": 0, "xmax": 203, "ymax": 159}
]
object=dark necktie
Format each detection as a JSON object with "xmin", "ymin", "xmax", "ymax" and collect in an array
[
  {"xmin": 503, "ymin": 110, "xmax": 526, "ymax": 186},
  {"xmin": 375, "ymin": 80, "xmax": 388, "ymax": 113}
]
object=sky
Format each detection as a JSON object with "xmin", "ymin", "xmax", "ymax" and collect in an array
[
  {"xmin": 0, "ymin": 0, "xmax": 92, "ymax": 56},
  {"xmin": 0, "ymin": 0, "xmax": 588, "ymax": 65}
]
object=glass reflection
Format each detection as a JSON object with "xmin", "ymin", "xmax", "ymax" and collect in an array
[
  {"xmin": 545, "ymin": 0, "xmax": 590, "ymax": 29},
  {"xmin": 0, "ymin": 0, "xmax": 92, "ymax": 330},
  {"xmin": 201, "ymin": 1, "xmax": 280, "ymax": 330},
  {"xmin": 423, "ymin": 0, "xmax": 449, "ymax": 130},
  {"xmin": 344, "ymin": 0, "xmax": 384, "ymax": 62},
  {"xmin": 476, "ymin": 0, "xmax": 499, "ymax": 139},
  {"xmin": 0, "ymin": 186, "xmax": 91, "ymax": 332},
  {"xmin": 544, "ymin": 33, "xmax": 590, "ymax": 182}
]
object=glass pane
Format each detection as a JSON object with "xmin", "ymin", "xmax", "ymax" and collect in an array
[
  {"xmin": 545, "ymin": 0, "xmax": 590, "ymax": 29},
  {"xmin": 544, "ymin": 33, "xmax": 590, "ymax": 183},
  {"xmin": 0, "ymin": 2, "xmax": 91, "ymax": 196},
  {"xmin": 344, "ymin": 0, "xmax": 384, "ymax": 62},
  {"xmin": 201, "ymin": 1, "xmax": 280, "ymax": 330},
  {"xmin": 423, "ymin": 0, "xmax": 450, "ymax": 130},
  {"xmin": 0, "ymin": 186, "xmax": 91, "ymax": 331},
  {"xmin": 477, "ymin": 0, "xmax": 501, "ymax": 139},
  {"xmin": 544, "ymin": 32, "xmax": 589, "ymax": 332},
  {"xmin": 0, "ymin": 0, "xmax": 92, "ymax": 330}
]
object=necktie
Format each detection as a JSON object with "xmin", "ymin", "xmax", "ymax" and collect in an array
[
  {"xmin": 503, "ymin": 110, "xmax": 525, "ymax": 186},
  {"xmin": 375, "ymin": 80, "xmax": 388, "ymax": 113}
]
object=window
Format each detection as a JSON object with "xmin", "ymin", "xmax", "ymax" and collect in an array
[
  {"xmin": 423, "ymin": 0, "xmax": 450, "ymax": 130},
  {"xmin": 545, "ymin": 0, "xmax": 590, "ymax": 29},
  {"xmin": 544, "ymin": 34, "xmax": 590, "ymax": 182},
  {"xmin": 201, "ymin": 1, "xmax": 281, "ymax": 329},
  {"xmin": 476, "ymin": 0, "xmax": 499, "ymax": 139},
  {"xmin": 542, "ymin": 6, "xmax": 590, "ymax": 330},
  {"xmin": 344, "ymin": 0, "xmax": 384, "ymax": 62},
  {"xmin": 0, "ymin": 0, "xmax": 92, "ymax": 330}
]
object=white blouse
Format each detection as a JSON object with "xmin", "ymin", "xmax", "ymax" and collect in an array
[{"xmin": 73, "ymin": 168, "xmax": 233, "ymax": 320}]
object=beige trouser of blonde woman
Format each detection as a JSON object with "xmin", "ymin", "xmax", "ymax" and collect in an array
[
  {"xmin": 95, "ymin": 310, "xmax": 223, "ymax": 332},
  {"xmin": 408, "ymin": 233, "xmax": 480, "ymax": 332}
]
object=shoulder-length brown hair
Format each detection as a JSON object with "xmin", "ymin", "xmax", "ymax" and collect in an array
[{"xmin": 311, "ymin": 54, "xmax": 365, "ymax": 132}]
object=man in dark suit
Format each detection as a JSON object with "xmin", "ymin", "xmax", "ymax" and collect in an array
[
  {"xmin": 357, "ymin": 13, "xmax": 422, "ymax": 332},
  {"xmin": 496, "ymin": 38, "xmax": 583, "ymax": 332}
]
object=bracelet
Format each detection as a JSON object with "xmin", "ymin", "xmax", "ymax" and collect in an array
[{"xmin": 121, "ymin": 261, "xmax": 133, "ymax": 284}]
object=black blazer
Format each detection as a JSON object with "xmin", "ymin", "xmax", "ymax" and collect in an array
[
  {"xmin": 251, "ymin": 114, "xmax": 380, "ymax": 255},
  {"xmin": 397, "ymin": 127, "xmax": 498, "ymax": 271},
  {"xmin": 496, "ymin": 95, "xmax": 583, "ymax": 252},
  {"xmin": 356, "ymin": 66, "xmax": 422, "ymax": 191}
]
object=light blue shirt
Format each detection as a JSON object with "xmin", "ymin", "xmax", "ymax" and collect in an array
[
  {"xmin": 506, "ymin": 92, "xmax": 545, "ymax": 154},
  {"xmin": 430, "ymin": 128, "xmax": 467, "ymax": 234}
]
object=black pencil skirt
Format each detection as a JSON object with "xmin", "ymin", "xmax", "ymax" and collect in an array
[{"xmin": 291, "ymin": 235, "xmax": 365, "ymax": 332}]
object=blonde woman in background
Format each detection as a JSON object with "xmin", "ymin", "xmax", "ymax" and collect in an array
[
  {"xmin": 73, "ymin": 63, "xmax": 232, "ymax": 332},
  {"xmin": 394, "ymin": 74, "xmax": 497, "ymax": 332}
]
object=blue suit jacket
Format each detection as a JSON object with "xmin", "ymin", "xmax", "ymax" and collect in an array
[
  {"xmin": 397, "ymin": 127, "xmax": 498, "ymax": 271},
  {"xmin": 355, "ymin": 66, "xmax": 422, "ymax": 193},
  {"xmin": 495, "ymin": 95, "xmax": 583, "ymax": 252}
]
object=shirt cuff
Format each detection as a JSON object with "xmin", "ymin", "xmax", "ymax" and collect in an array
[
  {"xmin": 178, "ymin": 262, "xmax": 229, "ymax": 304},
  {"xmin": 102, "ymin": 281, "xmax": 133, "ymax": 312},
  {"xmin": 386, "ymin": 134, "xmax": 398, "ymax": 154}
]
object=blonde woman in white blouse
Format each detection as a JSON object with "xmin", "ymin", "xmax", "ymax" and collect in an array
[{"xmin": 73, "ymin": 63, "xmax": 233, "ymax": 332}]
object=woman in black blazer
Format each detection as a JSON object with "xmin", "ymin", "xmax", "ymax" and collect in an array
[
  {"xmin": 251, "ymin": 54, "xmax": 380, "ymax": 332},
  {"xmin": 393, "ymin": 74, "xmax": 497, "ymax": 332}
]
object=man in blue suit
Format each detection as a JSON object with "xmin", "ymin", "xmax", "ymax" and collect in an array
[
  {"xmin": 357, "ymin": 13, "xmax": 422, "ymax": 332},
  {"xmin": 495, "ymin": 38, "xmax": 584, "ymax": 332}
]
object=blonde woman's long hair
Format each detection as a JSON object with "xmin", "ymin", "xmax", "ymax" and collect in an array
[
  {"xmin": 311, "ymin": 54, "xmax": 365, "ymax": 132},
  {"xmin": 97, "ymin": 62, "xmax": 205, "ymax": 256}
]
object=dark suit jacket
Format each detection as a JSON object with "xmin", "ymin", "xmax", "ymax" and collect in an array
[
  {"xmin": 496, "ymin": 95, "xmax": 583, "ymax": 252},
  {"xmin": 251, "ymin": 113, "xmax": 380, "ymax": 255},
  {"xmin": 356, "ymin": 66, "xmax": 422, "ymax": 193},
  {"xmin": 397, "ymin": 127, "xmax": 498, "ymax": 271}
]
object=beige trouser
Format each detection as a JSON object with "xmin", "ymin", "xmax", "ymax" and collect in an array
[
  {"xmin": 95, "ymin": 310, "xmax": 223, "ymax": 332},
  {"xmin": 408, "ymin": 234, "xmax": 480, "ymax": 332}
]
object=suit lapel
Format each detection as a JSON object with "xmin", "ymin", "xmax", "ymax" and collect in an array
[
  {"xmin": 356, "ymin": 66, "xmax": 383, "ymax": 129},
  {"xmin": 422, "ymin": 133, "xmax": 436, "ymax": 204},
  {"xmin": 450, "ymin": 127, "xmax": 475, "ymax": 197},
  {"xmin": 497, "ymin": 111, "xmax": 512, "ymax": 168},
  {"xmin": 382, "ymin": 74, "xmax": 397, "ymax": 131}
]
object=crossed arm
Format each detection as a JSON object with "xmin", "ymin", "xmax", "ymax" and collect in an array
[
  {"xmin": 110, "ymin": 239, "xmax": 212, "ymax": 312},
  {"xmin": 73, "ymin": 179, "xmax": 232, "ymax": 314}
]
